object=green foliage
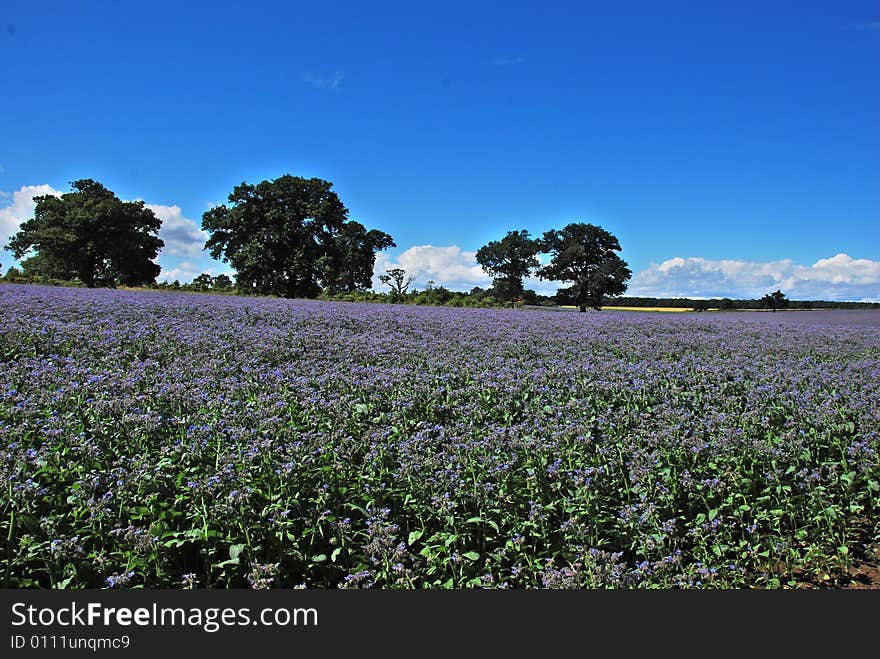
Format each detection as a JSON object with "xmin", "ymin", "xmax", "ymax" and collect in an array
[
  {"xmin": 202, "ymin": 174, "xmax": 393, "ymax": 299},
  {"xmin": 3, "ymin": 266, "xmax": 23, "ymax": 281},
  {"xmin": 413, "ymin": 285, "xmax": 454, "ymax": 305},
  {"xmin": 2, "ymin": 287, "xmax": 877, "ymax": 589},
  {"xmin": 5, "ymin": 179, "xmax": 163, "ymax": 288},
  {"xmin": 212, "ymin": 274, "xmax": 233, "ymax": 290},
  {"xmin": 475, "ymin": 229, "xmax": 541, "ymax": 307},
  {"xmin": 537, "ymin": 223, "xmax": 632, "ymax": 311},
  {"xmin": 191, "ymin": 273, "xmax": 214, "ymax": 291},
  {"xmin": 323, "ymin": 221, "xmax": 395, "ymax": 294}
]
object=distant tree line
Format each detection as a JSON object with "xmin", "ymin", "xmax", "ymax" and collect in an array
[
  {"xmin": 319, "ymin": 283, "xmax": 556, "ymax": 308},
  {"xmin": 5, "ymin": 264, "xmax": 877, "ymax": 311},
  {"xmin": 603, "ymin": 295, "xmax": 879, "ymax": 310}
]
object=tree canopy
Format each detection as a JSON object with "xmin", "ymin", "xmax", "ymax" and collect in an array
[
  {"xmin": 537, "ymin": 222, "xmax": 631, "ymax": 311},
  {"xmin": 475, "ymin": 229, "xmax": 541, "ymax": 307},
  {"xmin": 202, "ymin": 175, "xmax": 393, "ymax": 298},
  {"xmin": 6, "ymin": 179, "xmax": 163, "ymax": 288},
  {"xmin": 322, "ymin": 220, "xmax": 395, "ymax": 294}
]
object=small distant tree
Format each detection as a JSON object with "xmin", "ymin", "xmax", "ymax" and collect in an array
[
  {"xmin": 4, "ymin": 266, "xmax": 22, "ymax": 281},
  {"xmin": 191, "ymin": 273, "xmax": 213, "ymax": 290},
  {"xmin": 20, "ymin": 253, "xmax": 57, "ymax": 280},
  {"xmin": 692, "ymin": 299, "xmax": 710, "ymax": 312},
  {"xmin": 379, "ymin": 267, "xmax": 414, "ymax": 298},
  {"xmin": 761, "ymin": 289, "xmax": 788, "ymax": 312},
  {"xmin": 212, "ymin": 273, "xmax": 233, "ymax": 290},
  {"xmin": 521, "ymin": 289, "xmax": 538, "ymax": 305}
]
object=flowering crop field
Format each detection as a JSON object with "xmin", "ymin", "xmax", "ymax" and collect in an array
[{"xmin": 2, "ymin": 284, "xmax": 879, "ymax": 589}]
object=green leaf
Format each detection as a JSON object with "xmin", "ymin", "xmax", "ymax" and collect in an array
[
  {"xmin": 311, "ymin": 554, "xmax": 327, "ymax": 563},
  {"xmin": 838, "ymin": 546, "xmax": 849, "ymax": 556},
  {"xmin": 407, "ymin": 530, "xmax": 424, "ymax": 546},
  {"xmin": 229, "ymin": 543, "xmax": 246, "ymax": 561},
  {"xmin": 214, "ymin": 558, "xmax": 239, "ymax": 568},
  {"xmin": 54, "ymin": 575, "xmax": 76, "ymax": 589},
  {"xmin": 331, "ymin": 547, "xmax": 342, "ymax": 562},
  {"xmin": 462, "ymin": 551, "xmax": 480, "ymax": 561}
]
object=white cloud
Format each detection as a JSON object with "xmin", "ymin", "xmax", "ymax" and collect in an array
[
  {"xmin": 157, "ymin": 261, "xmax": 231, "ymax": 284},
  {"xmin": 0, "ymin": 184, "xmax": 62, "ymax": 246},
  {"xmin": 146, "ymin": 203, "xmax": 208, "ymax": 259},
  {"xmin": 371, "ymin": 244, "xmax": 560, "ymax": 295},
  {"xmin": 303, "ymin": 71, "xmax": 344, "ymax": 90},
  {"xmin": 493, "ymin": 56, "xmax": 526, "ymax": 66},
  {"xmin": 630, "ymin": 254, "xmax": 880, "ymax": 301},
  {"xmin": 372, "ymin": 245, "xmax": 489, "ymax": 291}
]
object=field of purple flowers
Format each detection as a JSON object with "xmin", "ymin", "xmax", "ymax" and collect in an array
[{"xmin": 2, "ymin": 284, "xmax": 878, "ymax": 588}]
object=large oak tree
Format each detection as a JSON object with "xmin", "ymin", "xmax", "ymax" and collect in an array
[
  {"xmin": 538, "ymin": 222, "xmax": 631, "ymax": 311},
  {"xmin": 202, "ymin": 175, "xmax": 393, "ymax": 298},
  {"xmin": 475, "ymin": 229, "xmax": 541, "ymax": 307},
  {"xmin": 6, "ymin": 179, "xmax": 164, "ymax": 288}
]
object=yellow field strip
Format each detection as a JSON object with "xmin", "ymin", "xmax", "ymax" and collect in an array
[{"xmin": 560, "ymin": 305, "xmax": 715, "ymax": 312}]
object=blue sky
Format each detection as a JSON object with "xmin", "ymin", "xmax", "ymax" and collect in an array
[{"xmin": 1, "ymin": 1, "xmax": 878, "ymax": 300}]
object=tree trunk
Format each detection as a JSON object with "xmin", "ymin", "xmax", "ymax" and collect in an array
[
  {"xmin": 579, "ymin": 305, "xmax": 586, "ymax": 312},
  {"xmin": 81, "ymin": 261, "xmax": 95, "ymax": 288}
]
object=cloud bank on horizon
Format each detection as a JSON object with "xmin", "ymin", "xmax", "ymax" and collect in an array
[
  {"xmin": 629, "ymin": 254, "xmax": 880, "ymax": 302},
  {"xmin": 2, "ymin": 184, "xmax": 878, "ymax": 302}
]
